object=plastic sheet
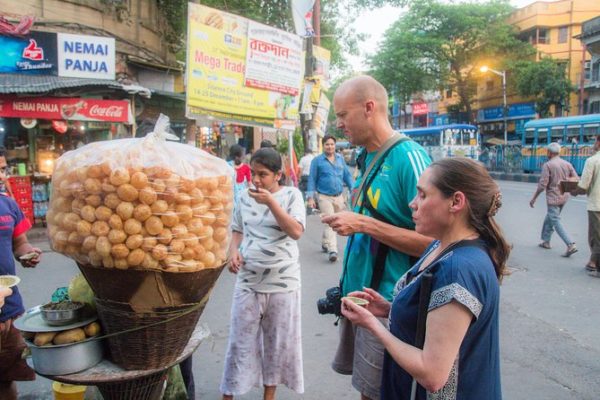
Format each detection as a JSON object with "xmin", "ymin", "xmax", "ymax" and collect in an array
[{"xmin": 47, "ymin": 114, "xmax": 233, "ymax": 272}]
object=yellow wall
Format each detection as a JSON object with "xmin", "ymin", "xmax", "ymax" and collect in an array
[{"xmin": 439, "ymin": 0, "xmax": 600, "ymax": 117}]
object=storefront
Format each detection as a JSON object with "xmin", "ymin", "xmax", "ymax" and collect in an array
[
  {"xmin": 476, "ymin": 102, "xmax": 537, "ymax": 142},
  {"xmin": 0, "ymin": 95, "xmax": 132, "ymax": 225}
]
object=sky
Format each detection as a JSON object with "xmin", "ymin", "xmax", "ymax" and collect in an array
[{"xmin": 348, "ymin": 0, "xmax": 542, "ymax": 71}]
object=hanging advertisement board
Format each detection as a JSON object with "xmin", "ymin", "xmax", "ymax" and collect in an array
[
  {"xmin": 186, "ymin": 3, "xmax": 302, "ymax": 129},
  {"xmin": 0, "ymin": 96, "xmax": 132, "ymax": 123},
  {"xmin": 244, "ymin": 21, "xmax": 303, "ymax": 96},
  {"xmin": 0, "ymin": 31, "xmax": 58, "ymax": 75}
]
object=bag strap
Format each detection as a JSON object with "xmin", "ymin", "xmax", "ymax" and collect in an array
[
  {"xmin": 340, "ymin": 134, "xmax": 410, "ymax": 294},
  {"xmin": 352, "ymin": 133, "xmax": 407, "ymax": 209}
]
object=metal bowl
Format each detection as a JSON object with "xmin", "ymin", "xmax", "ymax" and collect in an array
[
  {"xmin": 40, "ymin": 302, "xmax": 85, "ymax": 326},
  {"xmin": 27, "ymin": 337, "xmax": 104, "ymax": 375}
]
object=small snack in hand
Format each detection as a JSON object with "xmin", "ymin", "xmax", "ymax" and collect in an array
[
  {"xmin": 19, "ymin": 252, "xmax": 38, "ymax": 261},
  {"xmin": 344, "ymin": 296, "xmax": 370, "ymax": 306}
]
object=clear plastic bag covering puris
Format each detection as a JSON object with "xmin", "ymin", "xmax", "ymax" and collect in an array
[{"xmin": 47, "ymin": 114, "xmax": 234, "ymax": 272}]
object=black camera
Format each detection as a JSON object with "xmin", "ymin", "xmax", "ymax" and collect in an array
[{"xmin": 317, "ymin": 286, "xmax": 342, "ymax": 316}]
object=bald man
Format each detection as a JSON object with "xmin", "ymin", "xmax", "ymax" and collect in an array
[{"xmin": 322, "ymin": 76, "xmax": 432, "ymax": 400}]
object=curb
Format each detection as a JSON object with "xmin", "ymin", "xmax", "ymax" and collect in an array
[{"xmin": 489, "ymin": 171, "xmax": 540, "ymax": 183}]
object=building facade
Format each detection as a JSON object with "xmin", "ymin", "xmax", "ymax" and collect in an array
[
  {"xmin": 436, "ymin": 0, "xmax": 600, "ymax": 140},
  {"xmin": 580, "ymin": 16, "xmax": 600, "ymax": 114}
]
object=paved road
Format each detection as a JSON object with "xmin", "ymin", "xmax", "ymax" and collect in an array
[{"xmin": 15, "ymin": 180, "xmax": 600, "ymax": 399}]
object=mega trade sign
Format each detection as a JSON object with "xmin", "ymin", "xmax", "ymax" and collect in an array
[
  {"xmin": 57, "ymin": 33, "xmax": 115, "ymax": 80},
  {"xmin": 0, "ymin": 31, "xmax": 58, "ymax": 75},
  {"xmin": 186, "ymin": 3, "xmax": 301, "ymax": 129},
  {"xmin": 0, "ymin": 97, "xmax": 131, "ymax": 123}
]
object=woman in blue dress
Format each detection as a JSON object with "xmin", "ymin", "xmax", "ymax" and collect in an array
[{"xmin": 342, "ymin": 157, "xmax": 510, "ymax": 400}]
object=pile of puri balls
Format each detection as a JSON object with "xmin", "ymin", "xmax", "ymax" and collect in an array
[{"xmin": 47, "ymin": 141, "xmax": 233, "ymax": 273}]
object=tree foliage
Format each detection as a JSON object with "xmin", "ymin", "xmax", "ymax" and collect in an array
[
  {"xmin": 511, "ymin": 58, "xmax": 574, "ymax": 118},
  {"xmin": 369, "ymin": 0, "xmax": 534, "ymax": 121}
]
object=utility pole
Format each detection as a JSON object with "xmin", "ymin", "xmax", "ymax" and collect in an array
[
  {"xmin": 313, "ymin": 0, "xmax": 321, "ymax": 46},
  {"xmin": 300, "ymin": 0, "xmax": 320, "ymax": 151}
]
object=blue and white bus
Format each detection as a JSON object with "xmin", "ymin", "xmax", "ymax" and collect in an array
[
  {"xmin": 400, "ymin": 124, "xmax": 480, "ymax": 161},
  {"xmin": 522, "ymin": 114, "xmax": 600, "ymax": 174}
]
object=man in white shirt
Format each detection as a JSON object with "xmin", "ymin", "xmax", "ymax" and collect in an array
[
  {"xmin": 298, "ymin": 148, "xmax": 315, "ymax": 199},
  {"xmin": 571, "ymin": 135, "xmax": 600, "ymax": 276}
]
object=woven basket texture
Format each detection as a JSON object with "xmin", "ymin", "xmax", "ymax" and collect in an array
[
  {"xmin": 95, "ymin": 298, "xmax": 204, "ymax": 370},
  {"xmin": 96, "ymin": 371, "xmax": 167, "ymax": 400}
]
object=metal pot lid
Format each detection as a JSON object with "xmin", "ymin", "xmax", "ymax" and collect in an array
[{"xmin": 14, "ymin": 306, "xmax": 97, "ymax": 333}]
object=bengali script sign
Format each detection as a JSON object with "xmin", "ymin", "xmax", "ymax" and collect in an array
[
  {"xmin": 185, "ymin": 3, "xmax": 301, "ymax": 129},
  {"xmin": 245, "ymin": 21, "xmax": 303, "ymax": 96},
  {"xmin": 0, "ymin": 96, "xmax": 131, "ymax": 123}
]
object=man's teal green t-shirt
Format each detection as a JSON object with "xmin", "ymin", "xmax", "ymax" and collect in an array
[{"xmin": 340, "ymin": 138, "xmax": 431, "ymax": 301}]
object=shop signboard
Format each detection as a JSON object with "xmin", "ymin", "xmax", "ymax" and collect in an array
[
  {"xmin": 245, "ymin": 21, "xmax": 303, "ymax": 96},
  {"xmin": 0, "ymin": 96, "xmax": 132, "ymax": 123},
  {"xmin": 0, "ymin": 31, "xmax": 58, "ymax": 75},
  {"xmin": 57, "ymin": 33, "xmax": 116, "ymax": 80},
  {"xmin": 412, "ymin": 102, "xmax": 429, "ymax": 116},
  {"xmin": 186, "ymin": 3, "xmax": 302, "ymax": 129},
  {"xmin": 478, "ymin": 102, "xmax": 536, "ymax": 122}
]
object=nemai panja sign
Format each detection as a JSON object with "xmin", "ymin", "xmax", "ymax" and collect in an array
[{"xmin": 186, "ymin": 3, "xmax": 302, "ymax": 129}]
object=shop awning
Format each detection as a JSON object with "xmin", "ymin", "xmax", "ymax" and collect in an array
[{"xmin": 0, "ymin": 74, "xmax": 151, "ymax": 98}]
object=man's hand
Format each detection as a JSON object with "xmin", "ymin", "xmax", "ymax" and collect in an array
[
  {"xmin": 228, "ymin": 250, "xmax": 244, "ymax": 274},
  {"xmin": 321, "ymin": 211, "xmax": 364, "ymax": 236},
  {"xmin": 529, "ymin": 198, "xmax": 535, "ymax": 208},
  {"xmin": 307, "ymin": 197, "xmax": 316, "ymax": 209},
  {"xmin": 18, "ymin": 248, "xmax": 42, "ymax": 268}
]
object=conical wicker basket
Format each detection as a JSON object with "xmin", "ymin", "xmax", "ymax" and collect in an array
[{"xmin": 95, "ymin": 297, "xmax": 208, "ymax": 371}]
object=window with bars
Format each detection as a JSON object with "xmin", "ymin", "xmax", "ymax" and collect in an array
[{"xmin": 558, "ymin": 26, "xmax": 568, "ymax": 44}]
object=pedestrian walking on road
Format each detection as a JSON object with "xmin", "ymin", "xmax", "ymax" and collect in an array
[
  {"xmin": 0, "ymin": 148, "xmax": 42, "ymax": 400},
  {"xmin": 321, "ymin": 75, "xmax": 432, "ymax": 400},
  {"xmin": 298, "ymin": 148, "xmax": 315, "ymax": 200},
  {"xmin": 306, "ymin": 135, "xmax": 354, "ymax": 262},
  {"xmin": 570, "ymin": 135, "xmax": 600, "ymax": 276},
  {"xmin": 220, "ymin": 148, "xmax": 306, "ymax": 399},
  {"xmin": 529, "ymin": 142, "xmax": 578, "ymax": 257},
  {"xmin": 342, "ymin": 157, "xmax": 510, "ymax": 400}
]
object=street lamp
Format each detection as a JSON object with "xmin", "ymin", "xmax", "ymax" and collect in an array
[{"xmin": 480, "ymin": 66, "xmax": 508, "ymax": 145}]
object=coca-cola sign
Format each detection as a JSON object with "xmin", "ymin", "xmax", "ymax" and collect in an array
[
  {"xmin": 0, "ymin": 96, "xmax": 131, "ymax": 123},
  {"xmin": 89, "ymin": 104, "xmax": 124, "ymax": 118}
]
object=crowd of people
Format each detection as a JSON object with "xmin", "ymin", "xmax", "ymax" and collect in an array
[{"xmin": 2, "ymin": 75, "xmax": 599, "ymax": 400}]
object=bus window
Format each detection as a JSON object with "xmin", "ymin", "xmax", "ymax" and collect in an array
[
  {"xmin": 583, "ymin": 124, "xmax": 600, "ymax": 143},
  {"xmin": 525, "ymin": 128, "xmax": 535, "ymax": 145},
  {"xmin": 537, "ymin": 128, "xmax": 549, "ymax": 145},
  {"xmin": 550, "ymin": 126, "xmax": 564, "ymax": 142},
  {"xmin": 566, "ymin": 126, "xmax": 581, "ymax": 144}
]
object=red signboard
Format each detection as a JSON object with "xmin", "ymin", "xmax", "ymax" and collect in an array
[
  {"xmin": 0, "ymin": 96, "xmax": 131, "ymax": 123},
  {"xmin": 412, "ymin": 102, "xmax": 429, "ymax": 116}
]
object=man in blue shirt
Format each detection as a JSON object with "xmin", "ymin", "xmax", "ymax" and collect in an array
[{"xmin": 307, "ymin": 135, "xmax": 354, "ymax": 262}]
